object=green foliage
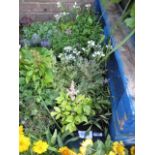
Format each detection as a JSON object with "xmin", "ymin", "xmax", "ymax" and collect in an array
[
  {"xmin": 52, "ymin": 10, "xmax": 103, "ymax": 53},
  {"xmin": 21, "ymin": 21, "xmax": 55, "ymax": 41},
  {"xmin": 19, "ymin": 5, "xmax": 112, "ymax": 138},
  {"xmin": 124, "ymin": 3, "xmax": 135, "ymax": 29},
  {"xmin": 45, "ymin": 128, "xmax": 79, "ymax": 149},
  {"xmin": 19, "ymin": 47, "xmax": 56, "ymax": 104},
  {"xmin": 51, "ymin": 91, "xmax": 95, "ymax": 132},
  {"xmin": 85, "ymin": 135, "xmax": 113, "ymax": 155},
  {"xmin": 53, "ymin": 57, "xmax": 111, "ymax": 130},
  {"xmin": 110, "ymin": 0, "xmax": 121, "ymax": 4},
  {"xmin": 20, "ymin": 9, "xmax": 104, "ymax": 54},
  {"xmin": 19, "ymin": 47, "xmax": 58, "ymax": 136}
]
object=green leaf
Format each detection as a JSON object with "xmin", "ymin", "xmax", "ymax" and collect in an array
[
  {"xmin": 65, "ymin": 115, "xmax": 74, "ymax": 123},
  {"xmin": 51, "ymin": 111, "xmax": 57, "ymax": 117},
  {"xmin": 31, "ymin": 109, "xmax": 38, "ymax": 116},
  {"xmin": 88, "ymin": 17, "xmax": 93, "ymax": 25},
  {"xmin": 124, "ymin": 18, "xmax": 135, "ymax": 29},
  {"xmin": 26, "ymin": 70, "xmax": 33, "ymax": 83},
  {"xmin": 83, "ymin": 105, "xmax": 91, "ymax": 115},
  {"xmin": 48, "ymin": 146, "xmax": 57, "ymax": 152},
  {"xmin": 54, "ymin": 107, "xmax": 61, "ymax": 112},
  {"xmin": 65, "ymin": 122, "xmax": 76, "ymax": 132},
  {"xmin": 75, "ymin": 116, "xmax": 81, "ymax": 123},
  {"xmin": 81, "ymin": 115, "xmax": 88, "ymax": 122},
  {"xmin": 110, "ymin": 0, "xmax": 121, "ymax": 3},
  {"xmin": 65, "ymin": 105, "xmax": 72, "ymax": 111},
  {"xmin": 51, "ymin": 129, "xmax": 57, "ymax": 145},
  {"xmin": 57, "ymin": 135, "xmax": 63, "ymax": 147},
  {"xmin": 93, "ymin": 140, "xmax": 105, "ymax": 155},
  {"xmin": 65, "ymin": 137, "xmax": 79, "ymax": 145}
]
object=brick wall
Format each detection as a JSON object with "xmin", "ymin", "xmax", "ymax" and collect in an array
[{"xmin": 19, "ymin": 0, "xmax": 94, "ymax": 22}]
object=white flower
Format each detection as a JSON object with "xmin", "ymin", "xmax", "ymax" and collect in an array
[
  {"xmin": 77, "ymin": 51, "xmax": 81, "ymax": 55},
  {"xmin": 58, "ymin": 53, "xmax": 63, "ymax": 58},
  {"xmin": 92, "ymin": 51, "xmax": 105, "ymax": 58},
  {"xmin": 67, "ymin": 81, "xmax": 78, "ymax": 101},
  {"xmin": 82, "ymin": 48, "xmax": 86, "ymax": 51},
  {"xmin": 92, "ymin": 53, "xmax": 96, "ymax": 57},
  {"xmin": 73, "ymin": 48, "xmax": 77, "ymax": 54},
  {"xmin": 87, "ymin": 40, "xmax": 95, "ymax": 48},
  {"xmin": 62, "ymin": 12, "xmax": 69, "ymax": 16},
  {"xmin": 73, "ymin": 1, "xmax": 80, "ymax": 9},
  {"xmin": 85, "ymin": 4, "xmax": 91, "ymax": 8},
  {"xmin": 106, "ymin": 45, "xmax": 112, "ymax": 49},
  {"xmin": 101, "ymin": 53, "xmax": 105, "ymax": 57},
  {"xmin": 73, "ymin": 1, "xmax": 77, "ymax": 8},
  {"xmin": 54, "ymin": 12, "xmax": 69, "ymax": 22},
  {"xmin": 56, "ymin": 2, "xmax": 62, "ymax": 8},
  {"xmin": 54, "ymin": 14, "xmax": 61, "ymax": 22},
  {"xmin": 64, "ymin": 46, "xmax": 73, "ymax": 52}
]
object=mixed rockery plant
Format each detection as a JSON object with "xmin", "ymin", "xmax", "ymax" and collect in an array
[{"xmin": 19, "ymin": 1, "xmax": 135, "ymax": 155}]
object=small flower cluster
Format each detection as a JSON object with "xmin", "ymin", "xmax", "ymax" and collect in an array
[
  {"xmin": 87, "ymin": 40, "xmax": 95, "ymax": 48},
  {"xmin": 19, "ymin": 125, "xmax": 48, "ymax": 154},
  {"xmin": 87, "ymin": 40, "xmax": 105, "ymax": 59},
  {"xmin": 85, "ymin": 4, "xmax": 91, "ymax": 9},
  {"xmin": 58, "ymin": 46, "xmax": 81, "ymax": 62},
  {"xmin": 54, "ymin": 12, "xmax": 69, "ymax": 22},
  {"xmin": 106, "ymin": 44, "xmax": 113, "ymax": 50},
  {"xmin": 92, "ymin": 51, "xmax": 105, "ymax": 58},
  {"xmin": 67, "ymin": 81, "xmax": 79, "ymax": 101},
  {"xmin": 56, "ymin": 2, "xmax": 62, "ymax": 8},
  {"xmin": 73, "ymin": 1, "xmax": 80, "ymax": 9}
]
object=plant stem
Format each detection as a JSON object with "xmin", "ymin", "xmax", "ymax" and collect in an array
[
  {"xmin": 106, "ymin": 28, "xmax": 135, "ymax": 59},
  {"xmin": 42, "ymin": 101, "xmax": 61, "ymax": 130}
]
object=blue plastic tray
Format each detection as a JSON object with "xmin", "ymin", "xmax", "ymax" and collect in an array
[{"xmin": 95, "ymin": 0, "xmax": 135, "ymax": 145}]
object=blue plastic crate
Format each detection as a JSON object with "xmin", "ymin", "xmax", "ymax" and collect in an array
[{"xmin": 95, "ymin": 0, "xmax": 135, "ymax": 145}]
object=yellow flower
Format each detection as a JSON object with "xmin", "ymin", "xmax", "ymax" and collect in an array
[
  {"xmin": 32, "ymin": 140, "xmax": 48, "ymax": 154},
  {"xmin": 59, "ymin": 146, "xmax": 77, "ymax": 155},
  {"xmin": 81, "ymin": 139, "xmax": 93, "ymax": 148},
  {"xmin": 108, "ymin": 151, "xmax": 116, "ymax": 155},
  {"xmin": 112, "ymin": 141, "xmax": 125, "ymax": 155},
  {"xmin": 19, "ymin": 125, "xmax": 24, "ymax": 135},
  {"xmin": 79, "ymin": 146, "xmax": 86, "ymax": 155},
  {"xmin": 79, "ymin": 139, "xmax": 93, "ymax": 155},
  {"xmin": 130, "ymin": 146, "xmax": 135, "ymax": 155},
  {"xmin": 19, "ymin": 134, "xmax": 31, "ymax": 153}
]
